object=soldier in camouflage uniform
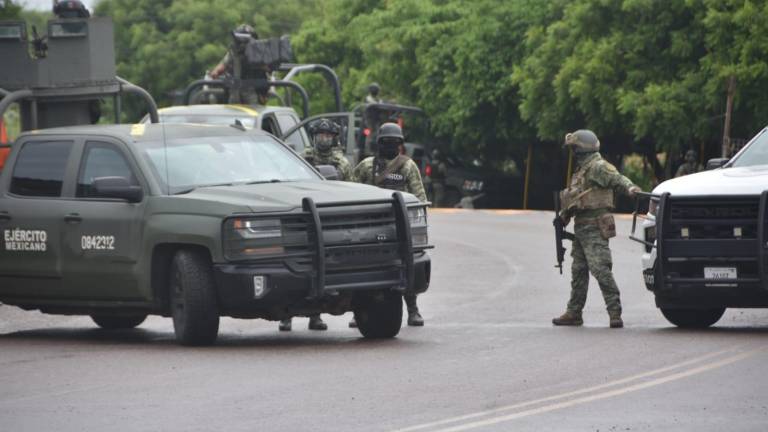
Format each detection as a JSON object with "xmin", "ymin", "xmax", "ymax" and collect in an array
[
  {"xmin": 278, "ymin": 118, "xmax": 351, "ymax": 332},
  {"xmin": 210, "ymin": 24, "xmax": 270, "ymax": 105},
  {"xmin": 351, "ymin": 122, "xmax": 427, "ymax": 327},
  {"xmin": 302, "ymin": 118, "xmax": 352, "ymax": 181},
  {"xmin": 553, "ymin": 129, "xmax": 641, "ymax": 328}
]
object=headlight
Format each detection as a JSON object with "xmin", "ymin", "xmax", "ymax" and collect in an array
[
  {"xmin": 225, "ymin": 218, "xmax": 284, "ymax": 260},
  {"xmin": 648, "ymin": 199, "xmax": 658, "ymax": 216},
  {"xmin": 233, "ymin": 218, "xmax": 282, "ymax": 239},
  {"xmin": 408, "ymin": 207, "xmax": 427, "ymax": 226},
  {"xmin": 408, "ymin": 206, "xmax": 429, "ymax": 247}
]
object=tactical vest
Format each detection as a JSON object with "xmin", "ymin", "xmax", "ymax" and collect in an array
[
  {"xmin": 232, "ymin": 48, "xmax": 268, "ymax": 80},
  {"xmin": 560, "ymin": 156, "xmax": 614, "ymax": 212},
  {"xmin": 373, "ymin": 155, "xmax": 409, "ymax": 192}
]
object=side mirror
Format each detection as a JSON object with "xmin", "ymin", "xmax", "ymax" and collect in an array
[
  {"xmin": 316, "ymin": 165, "xmax": 340, "ymax": 181},
  {"xmin": 705, "ymin": 158, "xmax": 729, "ymax": 170},
  {"xmin": 92, "ymin": 176, "xmax": 143, "ymax": 202}
]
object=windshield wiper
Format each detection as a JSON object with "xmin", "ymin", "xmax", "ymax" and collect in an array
[{"xmin": 172, "ymin": 182, "xmax": 236, "ymax": 195}]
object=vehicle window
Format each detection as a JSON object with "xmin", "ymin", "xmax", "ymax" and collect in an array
[
  {"xmin": 262, "ymin": 116, "xmax": 279, "ymax": 136},
  {"xmin": 276, "ymin": 113, "xmax": 307, "ymax": 151},
  {"xmin": 730, "ymin": 129, "xmax": 768, "ymax": 168},
  {"xmin": 159, "ymin": 114, "xmax": 257, "ymax": 129},
  {"xmin": 10, "ymin": 141, "xmax": 73, "ymax": 197},
  {"xmin": 77, "ymin": 142, "xmax": 139, "ymax": 198},
  {"xmin": 139, "ymin": 134, "xmax": 320, "ymax": 194}
]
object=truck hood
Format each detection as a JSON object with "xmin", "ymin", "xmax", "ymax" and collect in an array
[
  {"xmin": 180, "ymin": 180, "xmax": 421, "ymax": 213},
  {"xmin": 653, "ymin": 165, "xmax": 768, "ymax": 196}
]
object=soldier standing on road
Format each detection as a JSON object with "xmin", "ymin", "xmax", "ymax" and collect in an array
[
  {"xmin": 210, "ymin": 24, "xmax": 270, "ymax": 105},
  {"xmin": 553, "ymin": 130, "xmax": 641, "ymax": 328},
  {"xmin": 429, "ymin": 148, "xmax": 448, "ymax": 207},
  {"xmin": 351, "ymin": 122, "xmax": 428, "ymax": 327},
  {"xmin": 674, "ymin": 149, "xmax": 702, "ymax": 178},
  {"xmin": 278, "ymin": 118, "xmax": 352, "ymax": 332}
]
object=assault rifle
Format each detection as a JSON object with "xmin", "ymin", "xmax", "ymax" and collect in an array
[{"xmin": 553, "ymin": 191, "xmax": 575, "ymax": 274}]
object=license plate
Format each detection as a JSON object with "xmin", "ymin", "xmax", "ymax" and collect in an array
[{"xmin": 704, "ymin": 267, "xmax": 737, "ymax": 280}]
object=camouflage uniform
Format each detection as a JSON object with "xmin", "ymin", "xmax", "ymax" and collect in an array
[
  {"xmin": 303, "ymin": 147, "xmax": 352, "ymax": 181},
  {"xmin": 217, "ymin": 51, "xmax": 269, "ymax": 105},
  {"xmin": 352, "ymin": 156, "xmax": 427, "ymax": 202},
  {"xmin": 559, "ymin": 152, "xmax": 637, "ymax": 320},
  {"xmin": 674, "ymin": 150, "xmax": 701, "ymax": 178}
]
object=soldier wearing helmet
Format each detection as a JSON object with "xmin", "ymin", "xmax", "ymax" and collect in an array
[
  {"xmin": 210, "ymin": 24, "xmax": 269, "ymax": 105},
  {"xmin": 302, "ymin": 118, "xmax": 352, "ymax": 181},
  {"xmin": 365, "ymin": 82, "xmax": 382, "ymax": 104},
  {"xmin": 553, "ymin": 129, "xmax": 641, "ymax": 328},
  {"xmin": 278, "ymin": 119, "xmax": 351, "ymax": 332},
  {"xmin": 53, "ymin": 0, "xmax": 90, "ymax": 19},
  {"xmin": 351, "ymin": 122, "xmax": 428, "ymax": 327}
]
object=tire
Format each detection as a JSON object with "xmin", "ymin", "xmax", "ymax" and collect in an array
[
  {"xmin": 660, "ymin": 307, "xmax": 726, "ymax": 329},
  {"xmin": 170, "ymin": 249, "xmax": 220, "ymax": 346},
  {"xmin": 354, "ymin": 291, "xmax": 403, "ymax": 339},
  {"xmin": 91, "ymin": 314, "xmax": 147, "ymax": 330}
]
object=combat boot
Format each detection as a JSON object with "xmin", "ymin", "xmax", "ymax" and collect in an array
[
  {"xmin": 407, "ymin": 309, "xmax": 424, "ymax": 326},
  {"xmin": 552, "ymin": 311, "xmax": 583, "ymax": 326},
  {"xmin": 278, "ymin": 318, "xmax": 292, "ymax": 332},
  {"xmin": 308, "ymin": 314, "xmax": 327, "ymax": 331},
  {"xmin": 609, "ymin": 311, "xmax": 623, "ymax": 328}
]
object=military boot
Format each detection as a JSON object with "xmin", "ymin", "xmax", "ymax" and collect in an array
[
  {"xmin": 552, "ymin": 311, "xmax": 583, "ymax": 326},
  {"xmin": 308, "ymin": 314, "xmax": 327, "ymax": 331},
  {"xmin": 609, "ymin": 311, "xmax": 624, "ymax": 328},
  {"xmin": 278, "ymin": 318, "xmax": 292, "ymax": 331},
  {"xmin": 405, "ymin": 295, "xmax": 424, "ymax": 326}
]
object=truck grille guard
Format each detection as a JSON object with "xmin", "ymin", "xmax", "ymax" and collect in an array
[
  {"xmin": 630, "ymin": 191, "xmax": 768, "ymax": 291},
  {"xmin": 223, "ymin": 191, "xmax": 432, "ymax": 299}
]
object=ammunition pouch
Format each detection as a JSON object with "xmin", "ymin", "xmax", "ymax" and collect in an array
[{"xmin": 598, "ymin": 213, "xmax": 616, "ymax": 240}]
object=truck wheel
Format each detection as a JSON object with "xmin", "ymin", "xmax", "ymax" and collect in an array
[
  {"xmin": 170, "ymin": 249, "xmax": 220, "ymax": 346},
  {"xmin": 354, "ymin": 291, "xmax": 403, "ymax": 339},
  {"xmin": 660, "ymin": 307, "xmax": 726, "ymax": 328},
  {"xmin": 91, "ymin": 314, "xmax": 147, "ymax": 329}
]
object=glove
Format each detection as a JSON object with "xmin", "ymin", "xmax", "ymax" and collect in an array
[{"xmin": 628, "ymin": 186, "xmax": 642, "ymax": 198}]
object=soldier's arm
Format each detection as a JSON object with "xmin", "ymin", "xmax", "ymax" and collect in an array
[
  {"xmin": 405, "ymin": 160, "xmax": 428, "ymax": 202},
  {"xmin": 339, "ymin": 159, "xmax": 353, "ymax": 182},
  {"xmin": 352, "ymin": 160, "xmax": 368, "ymax": 184},
  {"xmin": 210, "ymin": 52, "xmax": 232, "ymax": 79},
  {"xmin": 592, "ymin": 161, "xmax": 639, "ymax": 196}
]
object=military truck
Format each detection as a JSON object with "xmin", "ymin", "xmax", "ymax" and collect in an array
[
  {"xmin": 632, "ymin": 127, "xmax": 768, "ymax": 328},
  {"xmin": 0, "ymin": 123, "xmax": 432, "ymax": 345}
]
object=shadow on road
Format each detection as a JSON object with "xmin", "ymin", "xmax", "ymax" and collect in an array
[{"xmin": 0, "ymin": 327, "xmax": 424, "ymax": 350}]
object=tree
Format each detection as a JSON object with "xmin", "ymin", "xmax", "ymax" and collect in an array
[{"xmin": 0, "ymin": 0, "xmax": 21, "ymax": 20}]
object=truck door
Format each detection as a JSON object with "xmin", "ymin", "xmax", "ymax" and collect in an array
[
  {"xmin": 275, "ymin": 112, "xmax": 311, "ymax": 153},
  {"xmin": 59, "ymin": 140, "xmax": 147, "ymax": 301},
  {"xmin": 0, "ymin": 139, "xmax": 76, "ymax": 298}
]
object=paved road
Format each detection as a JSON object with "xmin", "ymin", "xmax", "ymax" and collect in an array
[{"xmin": 1, "ymin": 210, "xmax": 766, "ymax": 431}]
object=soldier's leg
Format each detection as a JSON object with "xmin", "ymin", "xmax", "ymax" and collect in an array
[
  {"xmin": 581, "ymin": 225, "xmax": 623, "ymax": 326},
  {"xmin": 404, "ymin": 293, "xmax": 424, "ymax": 326},
  {"xmin": 308, "ymin": 313, "xmax": 327, "ymax": 331},
  {"xmin": 554, "ymin": 234, "xmax": 587, "ymax": 325},
  {"xmin": 567, "ymin": 235, "xmax": 589, "ymax": 313}
]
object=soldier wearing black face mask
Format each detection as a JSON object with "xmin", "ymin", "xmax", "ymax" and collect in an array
[{"xmin": 351, "ymin": 122, "xmax": 427, "ymax": 327}]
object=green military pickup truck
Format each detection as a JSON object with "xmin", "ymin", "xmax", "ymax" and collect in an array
[{"xmin": 0, "ymin": 123, "xmax": 431, "ymax": 345}]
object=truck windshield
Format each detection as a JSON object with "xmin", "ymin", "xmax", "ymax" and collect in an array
[
  {"xmin": 730, "ymin": 129, "xmax": 768, "ymax": 168},
  {"xmin": 139, "ymin": 135, "xmax": 320, "ymax": 194}
]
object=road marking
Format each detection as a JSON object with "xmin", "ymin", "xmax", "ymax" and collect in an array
[{"xmin": 392, "ymin": 347, "xmax": 748, "ymax": 432}]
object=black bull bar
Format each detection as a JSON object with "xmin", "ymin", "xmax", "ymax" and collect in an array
[{"xmin": 629, "ymin": 191, "xmax": 768, "ymax": 291}]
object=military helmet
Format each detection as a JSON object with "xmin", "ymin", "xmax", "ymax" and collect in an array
[
  {"xmin": 234, "ymin": 24, "xmax": 256, "ymax": 37},
  {"xmin": 312, "ymin": 118, "xmax": 340, "ymax": 136},
  {"xmin": 368, "ymin": 82, "xmax": 381, "ymax": 96},
  {"xmin": 377, "ymin": 122, "xmax": 404, "ymax": 143},
  {"xmin": 564, "ymin": 129, "xmax": 600, "ymax": 153},
  {"xmin": 54, "ymin": 0, "xmax": 90, "ymax": 18}
]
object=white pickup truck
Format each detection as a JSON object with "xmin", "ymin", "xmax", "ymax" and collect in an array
[{"xmin": 635, "ymin": 127, "xmax": 768, "ymax": 328}]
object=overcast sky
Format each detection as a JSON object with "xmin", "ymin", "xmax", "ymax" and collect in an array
[{"xmin": 19, "ymin": 0, "xmax": 97, "ymax": 11}]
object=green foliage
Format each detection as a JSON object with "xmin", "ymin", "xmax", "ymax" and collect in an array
[{"xmin": 0, "ymin": 0, "xmax": 21, "ymax": 19}]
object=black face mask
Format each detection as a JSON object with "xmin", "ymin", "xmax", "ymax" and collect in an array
[{"xmin": 379, "ymin": 142, "xmax": 400, "ymax": 159}]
